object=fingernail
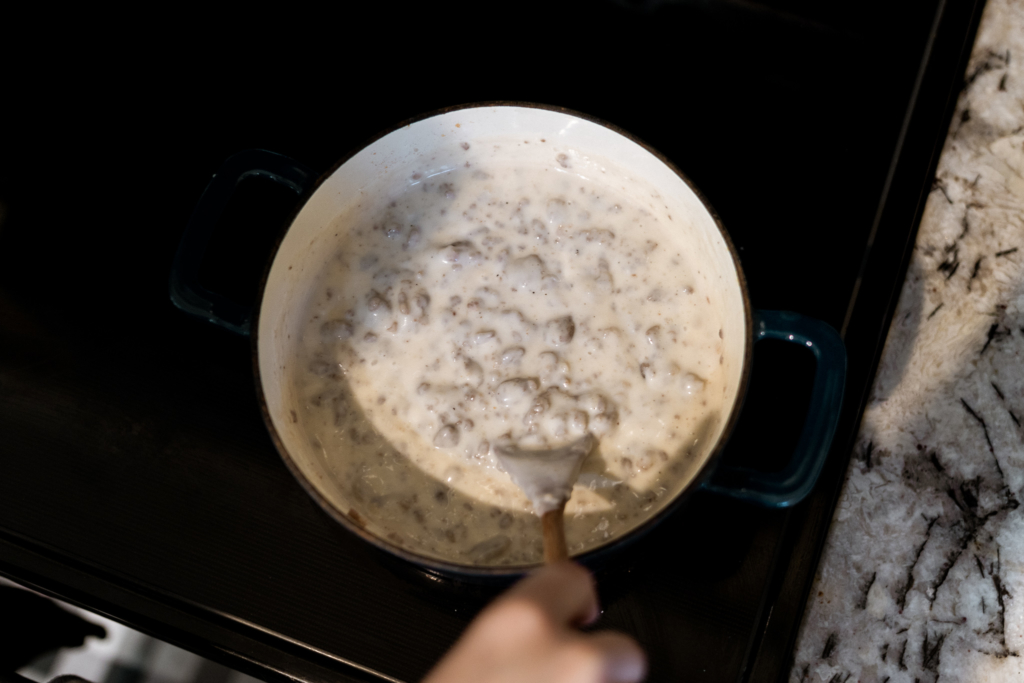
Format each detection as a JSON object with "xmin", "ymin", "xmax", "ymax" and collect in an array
[
  {"xmin": 608, "ymin": 652, "xmax": 647, "ymax": 683},
  {"xmin": 606, "ymin": 655, "xmax": 647, "ymax": 683}
]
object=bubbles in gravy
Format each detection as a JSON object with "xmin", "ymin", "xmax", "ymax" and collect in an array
[{"xmin": 291, "ymin": 140, "xmax": 728, "ymax": 567}]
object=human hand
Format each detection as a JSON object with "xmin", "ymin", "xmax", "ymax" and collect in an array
[{"xmin": 422, "ymin": 561, "xmax": 647, "ymax": 683}]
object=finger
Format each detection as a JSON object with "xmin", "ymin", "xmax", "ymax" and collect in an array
[
  {"xmin": 584, "ymin": 631, "xmax": 648, "ymax": 683},
  {"xmin": 505, "ymin": 561, "xmax": 599, "ymax": 626}
]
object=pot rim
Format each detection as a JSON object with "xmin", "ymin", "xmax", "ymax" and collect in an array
[{"xmin": 251, "ymin": 101, "xmax": 755, "ymax": 577}]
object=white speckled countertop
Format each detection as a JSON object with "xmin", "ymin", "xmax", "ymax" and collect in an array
[{"xmin": 790, "ymin": 1, "xmax": 1024, "ymax": 681}]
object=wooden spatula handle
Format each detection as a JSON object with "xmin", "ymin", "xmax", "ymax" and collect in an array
[{"xmin": 542, "ymin": 507, "xmax": 568, "ymax": 564}]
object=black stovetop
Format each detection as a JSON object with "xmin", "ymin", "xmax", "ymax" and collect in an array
[{"xmin": 0, "ymin": 1, "xmax": 983, "ymax": 681}]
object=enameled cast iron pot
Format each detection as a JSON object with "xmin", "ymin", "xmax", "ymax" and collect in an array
[{"xmin": 170, "ymin": 103, "xmax": 847, "ymax": 578}]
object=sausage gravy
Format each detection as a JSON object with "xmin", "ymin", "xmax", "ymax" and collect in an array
[{"xmin": 289, "ymin": 138, "xmax": 728, "ymax": 566}]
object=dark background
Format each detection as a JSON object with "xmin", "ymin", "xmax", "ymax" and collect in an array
[
  {"xmin": 2, "ymin": 0, "xmax": 935, "ymax": 332},
  {"xmin": 0, "ymin": 1, "xmax": 978, "ymax": 681}
]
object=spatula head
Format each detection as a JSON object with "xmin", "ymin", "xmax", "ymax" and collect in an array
[{"xmin": 494, "ymin": 433, "xmax": 595, "ymax": 515}]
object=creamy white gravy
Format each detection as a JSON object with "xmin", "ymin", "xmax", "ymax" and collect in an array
[{"xmin": 290, "ymin": 139, "xmax": 728, "ymax": 567}]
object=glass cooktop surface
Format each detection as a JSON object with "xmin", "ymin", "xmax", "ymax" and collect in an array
[{"xmin": 0, "ymin": 1, "xmax": 982, "ymax": 681}]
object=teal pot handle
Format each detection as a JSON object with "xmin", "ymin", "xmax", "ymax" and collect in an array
[
  {"xmin": 169, "ymin": 149, "xmax": 315, "ymax": 335},
  {"xmin": 703, "ymin": 310, "xmax": 847, "ymax": 507}
]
